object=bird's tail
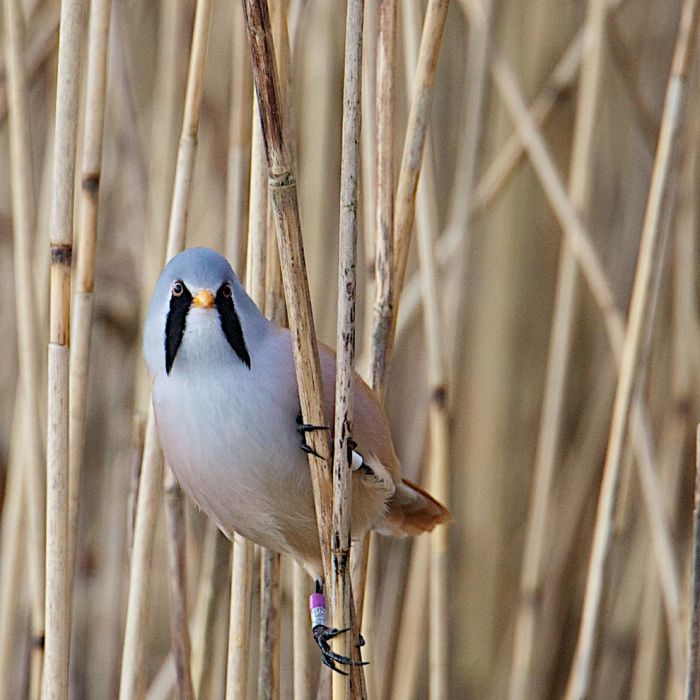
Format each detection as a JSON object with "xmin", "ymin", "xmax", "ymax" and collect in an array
[{"xmin": 380, "ymin": 478, "xmax": 451, "ymax": 537}]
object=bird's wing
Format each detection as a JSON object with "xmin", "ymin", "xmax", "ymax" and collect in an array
[
  {"xmin": 317, "ymin": 340, "xmax": 452, "ymax": 536},
  {"xmin": 317, "ymin": 339, "xmax": 401, "ymax": 483}
]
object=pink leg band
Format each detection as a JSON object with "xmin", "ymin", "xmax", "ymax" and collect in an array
[{"xmin": 309, "ymin": 592, "xmax": 326, "ymax": 628}]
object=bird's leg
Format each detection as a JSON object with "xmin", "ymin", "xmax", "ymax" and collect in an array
[
  {"xmin": 296, "ymin": 412, "xmax": 329, "ymax": 459},
  {"xmin": 309, "ymin": 578, "xmax": 368, "ymax": 675}
]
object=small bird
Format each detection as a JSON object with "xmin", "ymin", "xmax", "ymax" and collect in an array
[{"xmin": 144, "ymin": 247, "xmax": 450, "ymax": 672}]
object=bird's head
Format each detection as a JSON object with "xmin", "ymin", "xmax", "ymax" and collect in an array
[{"xmin": 144, "ymin": 247, "xmax": 265, "ymax": 377}]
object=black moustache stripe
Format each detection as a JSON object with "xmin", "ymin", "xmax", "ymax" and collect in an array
[
  {"xmin": 164, "ymin": 283, "xmax": 193, "ymax": 374},
  {"xmin": 216, "ymin": 285, "xmax": 251, "ymax": 368}
]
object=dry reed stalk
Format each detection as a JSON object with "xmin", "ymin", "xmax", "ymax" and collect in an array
[
  {"xmin": 68, "ymin": 0, "xmax": 112, "ymax": 611},
  {"xmin": 226, "ymin": 535, "xmax": 255, "ymax": 699},
  {"xmin": 225, "ymin": 1, "xmax": 253, "ymax": 271},
  {"xmin": 0, "ymin": 2, "xmax": 59, "ymax": 123},
  {"xmin": 393, "ymin": 28, "xmax": 584, "ymax": 350},
  {"xmin": 507, "ymin": 2, "xmax": 607, "ymax": 697},
  {"xmin": 191, "ymin": 524, "xmax": 231, "ymax": 698},
  {"xmin": 400, "ymin": 3, "xmax": 454, "ymax": 695},
  {"xmin": 258, "ymin": 6, "xmax": 291, "ymax": 695},
  {"xmin": 687, "ymin": 425, "xmax": 700, "ymax": 700},
  {"xmin": 241, "ymin": 0, "xmax": 334, "ymax": 594},
  {"xmin": 490, "ymin": 58, "xmax": 624, "ymax": 352},
  {"xmin": 606, "ymin": 14, "xmax": 658, "ymax": 151},
  {"xmin": 414, "ymin": 137, "xmax": 450, "ymax": 700},
  {"xmin": 143, "ymin": 0, "xmax": 186, "ymax": 318},
  {"xmin": 330, "ymin": 1, "xmax": 365, "ymax": 698},
  {"xmin": 259, "ymin": 548, "xmax": 281, "ymax": 699},
  {"xmin": 161, "ymin": 0, "xmax": 214, "ymax": 693},
  {"xmin": 389, "ymin": 535, "xmax": 430, "ymax": 699},
  {"xmin": 0, "ymin": 404, "xmax": 28, "ymax": 698},
  {"xmin": 119, "ymin": 411, "xmax": 163, "ymax": 700},
  {"xmin": 44, "ymin": 1, "xmax": 84, "ymax": 697},
  {"xmin": 164, "ymin": 0, "xmax": 212, "ymax": 261},
  {"xmin": 163, "ymin": 477, "xmax": 195, "ymax": 700},
  {"xmin": 225, "ymin": 81, "xmax": 270, "ymax": 699},
  {"xmin": 293, "ymin": 562, "xmax": 311, "ymax": 699},
  {"xmin": 564, "ymin": 0, "xmax": 700, "ymax": 695},
  {"xmin": 128, "ymin": 413, "xmax": 147, "ymax": 556},
  {"xmin": 359, "ymin": 0, "xmax": 377, "ymax": 326},
  {"xmin": 491, "ymin": 42, "xmax": 685, "ymax": 655},
  {"xmin": 391, "ymin": 0, "xmax": 449, "ymax": 318},
  {"xmin": 366, "ymin": 0, "xmax": 396, "ymax": 402},
  {"xmin": 246, "ymin": 103, "xmax": 268, "ymax": 305},
  {"xmin": 2, "ymin": 0, "xmax": 47, "ymax": 692},
  {"xmin": 119, "ymin": 2, "xmax": 192, "ymax": 683},
  {"xmin": 445, "ymin": 0, "xmax": 490, "ymax": 385},
  {"xmin": 357, "ymin": 0, "xmax": 397, "ymax": 660}
]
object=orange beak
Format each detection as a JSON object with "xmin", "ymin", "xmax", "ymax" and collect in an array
[{"xmin": 192, "ymin": 289, "xmax": 215, "ymax": 309}]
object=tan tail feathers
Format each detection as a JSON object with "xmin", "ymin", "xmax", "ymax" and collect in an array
[{"xmin": 380, "ymin": 478, "xmax": 451, "ymax": 537}]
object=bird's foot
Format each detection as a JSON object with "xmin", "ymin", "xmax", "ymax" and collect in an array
[
  {"xmin": 309, "ymin": 591, "xmax": 368, "ymax": 675},
  {"xmin": 297, "ymin": 413, "xmax": 329, "ymax": 459},
  {"xmin": 313, "ymin": 625, "xmax": 368, "ymax": 674}
]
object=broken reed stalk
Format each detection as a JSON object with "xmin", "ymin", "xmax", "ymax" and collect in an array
[
  {"xmin": 507, "ymin": 1, "xmax": 607, "ymax": 697},
  {"xmin": 45, "ymin": 1, "xmax": 84, "ymax": 697},
  {"xmin": 331, "ymin": 0, "xmax": 365, "ymax": 698},
  {"xmin": 162, "ymin": 0, "xmax": 213, "ymax": 696},
  {"xmin": 564, "ymin": 0, "xmax": 700, "ymax": 696},
  {"xmin": 241, "ymin": 0, "xmax": 335, "ymax": 592},
  {"xmin": 2, "ymin": 0, "xmax": 47, "ymax": 690},
  {"xmin": 687, "ymin": 425, "xmax": 700, "ymax": 700},
  {"xmin": 68, "ymin": 0, "xmax": 112, "ymax": 611}
]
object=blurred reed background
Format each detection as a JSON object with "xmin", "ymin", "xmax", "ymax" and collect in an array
[{"xmin": 1, "ymin": 0, "xmax": 700, "ymax": 698}]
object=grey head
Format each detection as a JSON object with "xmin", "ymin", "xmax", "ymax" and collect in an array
[{"xmin": 143, "ymin": 247, "xmax": 268, "ymax": 378}]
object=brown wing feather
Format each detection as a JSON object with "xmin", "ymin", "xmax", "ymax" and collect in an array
[{"xmin": 317, "ymin": 341, "xmax": 450, "ymax": 537}]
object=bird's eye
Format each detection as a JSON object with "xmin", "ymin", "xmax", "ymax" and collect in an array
[
  {"xmin": 172, "ymin": 281, "xmax": 184, "ymax": 297},
  {"xmin": 222, "ymin": 283, "xmax": 233, "ymax": 299}
]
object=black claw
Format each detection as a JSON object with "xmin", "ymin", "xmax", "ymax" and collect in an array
[
  {"xmin": 301, "ymin": 443, "xmax": 324, "ymax": 459},
  {"xmin": 313, "ymin": 625, "xmax": 369, "ymax": 674},
  {"xmin": 357, "ymin": 633, "xmax": 365, "ymax": 648}
]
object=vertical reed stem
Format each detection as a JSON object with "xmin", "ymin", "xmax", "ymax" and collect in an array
[
  {"xmin": 68, "ymin": 0, "xmax": 112, "ymax": 614},
  {"xmin": 44, "ymin": 1, "xmax": 84, "ymax": 697},
  {"xmin": 687, "ymin": 425, "xmax": 700, "ymax": 700},
  {"xmin": 2, "ymin": 0, "xmax": 47, "ymax": 692},
  {"xmin": 332, "ymin": 1, "xmax": 365, "ymax": 698}
]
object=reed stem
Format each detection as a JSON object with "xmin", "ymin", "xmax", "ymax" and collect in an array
[{"xmin": 44, "ymin": 1, "xmax": 84, "ymax": 697}]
